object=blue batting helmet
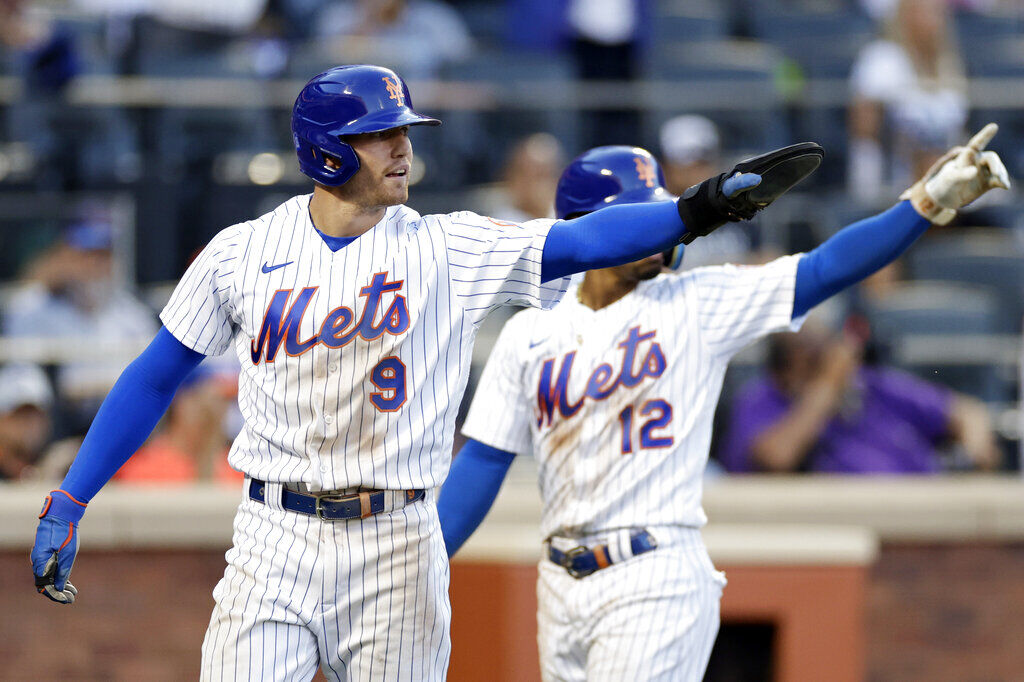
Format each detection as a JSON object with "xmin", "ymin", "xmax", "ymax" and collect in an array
[
  {"xmin": 555, "ymin": 146, "xmax": 671, "ymax": 220},
  {"xmin": 291, "ymin": 65, "xmax": 441, "ymax": 186}
]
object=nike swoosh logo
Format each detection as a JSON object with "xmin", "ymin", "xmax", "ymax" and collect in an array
[
  {"xmin": 261, "ymin": 261, "xmax": 294, "ymax": 274},
  {"xmin": 528, "ymin": 339, "xmax": 547, "ymax": 349}
]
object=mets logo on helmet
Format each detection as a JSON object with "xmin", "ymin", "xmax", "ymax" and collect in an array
[
  {"xmin": 634, "ymin": 156, "xmax": 657, "ymax": 188},
  {"xmin": 383, "ymin": 77, "xmax": 405, "ymax": 106}
]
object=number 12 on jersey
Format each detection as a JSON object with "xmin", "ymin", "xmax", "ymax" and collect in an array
[{"xmin": 618, "ymin": 399, "xmax": 674, "ymax": 454}]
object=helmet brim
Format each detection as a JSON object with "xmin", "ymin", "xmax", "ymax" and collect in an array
[{"xmin": 336, "ymin": 110, "xmax": 441, "ymax": 136}]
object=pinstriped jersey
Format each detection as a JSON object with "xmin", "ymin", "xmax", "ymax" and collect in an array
[
  {"xmin": 161, "ymin": 194, "xmax": 569, "ymax": 491},
  {"xmin": 462, "ymin": 255, "xmax": 804, "ymax": 538}
]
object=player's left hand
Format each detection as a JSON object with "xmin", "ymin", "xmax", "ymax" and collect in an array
[
  {"xmin": 31, "ymin": 490, "xmax": 87, "ymax": 604},
  {"xmin": 901, "ymin": 123, "xmax": 1011, "ymax": 225}
]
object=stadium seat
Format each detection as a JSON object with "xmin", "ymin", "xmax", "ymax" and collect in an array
[
  {"xmin": 907, "ymin": 233, "xmax": 1024, "ymax": 334},
  {"xmin": 963, "ymin": 35, "xmax": 1024, "ymax": 79},
  {"xmin": 866, "ymin": 280, "xmax": 1011, "ymax": 402},
  {"xmin": 867, "ymin": 280, "xmax": 1001, "ymax": 337},
  {"xmin": 954, "ymin": 8, "xmax": 1024, "ymax": 46},
  {"xmin": 652, "ymin": 0, "xmax": 727, "ymax": 46},
  {"xmin": 437, "ymin": 50, "xmax": 577, "ymax": 187},
  {"xmin": 748, "ymin": 4, "xmax": 872, "ymax": 77},
  {"xmin": 644, "ymin": 40, "xmax": 788, "ymax": 154}
]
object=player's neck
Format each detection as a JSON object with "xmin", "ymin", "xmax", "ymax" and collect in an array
[
  {"xmin": 578, "ymin": 269, "xmax": 638, "ymax": 311},
  {"xmin": 308, "ymin": 186, "xmax": 388, "ymax": 238}
]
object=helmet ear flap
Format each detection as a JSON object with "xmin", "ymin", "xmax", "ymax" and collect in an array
[
  {"xmin": 320, "ymin": 140, "xmax": 361, "ymax": 186},
  {"xmin": 295, "ymin": 137, "xmax": 361, "ymax": 186}
]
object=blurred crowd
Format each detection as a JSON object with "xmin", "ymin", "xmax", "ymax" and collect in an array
[{"xmin": 1, "ymin": 0, "xmax": 1023, "ymax": 483}]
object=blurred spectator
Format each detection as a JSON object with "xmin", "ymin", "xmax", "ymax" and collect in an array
[
  {"xmin": 0, "ymin": 364, "xmax": 54, "ymax": 481},
  {"xmin": 116, "ymin": 362, "xmax": 242, "ymax": 485},
  {"xmin": 3, "ymin": 1, "xmax": 143, "ymax": 189},
  {"xmin": 0, "ymin": 1, "xmax": 79, "ymax": 92},
  {"xmin": 316, "ymin": 0, "xmax": 473, "ymax": 80},
  {"xmin": 718, "ymin": 322, "xmax": 1000, "ymax": 474},
  {"xmin": 4, "ymin": 219, "xmax": 158, "ymax": 432},
  {"xmin": 858, "ymin": 260, "xmax": 906, "ymax": 306},
  {"xmin": 659, "ymin": 115, "xmax": 759, "ymax": 268},
  {"xmin": 472, "ymin": 133, "xmax": 565, "ymax": 222},
  {"xmin": 1, "ymin": 0, "xmax": 86, "ymax": 189},
  {"xmin": 659, "ymin": 114, "xmax": 720, "ymax": 195},
  {"xmin": 568, "ymin": 0, "xmax": 649, "ymax": 147},
  {"xmin": 848, "ymin": 0, "xmax": 968, "ymax": 204}
]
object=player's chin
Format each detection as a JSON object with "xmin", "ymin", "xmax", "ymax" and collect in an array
[
  {"xmin": 380, "ymin": 185, "xmax": 408, "ymax": 206},
  {"xmin": 389, "ymin": 175, "xmax": 411, "ymax": 194}
]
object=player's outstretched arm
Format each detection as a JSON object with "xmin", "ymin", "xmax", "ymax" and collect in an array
[
  {"xmin": 437, "ymin": 439, "xmax": 517, "ymax": 558},
  {"xmin": 541, "ymin": 141, "xmax": 826, "ymax": 282},
  {"xmin": 540, "ymin": 172, "xmax": 761, "ymax": 282},
  {"xmin": 793, "ymin": 123, "xmax": 1010, "ymax": 319},
  {"xmin": 31, "ymin": 326, "xmax": 205, "ymax": 603}
]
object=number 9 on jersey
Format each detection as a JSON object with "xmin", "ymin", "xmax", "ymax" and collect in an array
[{"xmin": 370, "ymin": 356, "xmax": 407, "ymax": 412}]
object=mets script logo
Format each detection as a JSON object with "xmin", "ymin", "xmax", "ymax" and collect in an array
[
  {"xmin": 383, "ymin": 77, "xmax": 405, "ymax": 106},
  {"xmin": 634, "ymin": 156, "xmax": 657, "ymax": 188},
  {"xmin": 536, "ymin": 327, "xmax": 667, "ymax": 426},
  {"xmin": 250, "ymin": 272, "xmax": 410, "ymax": 364}
]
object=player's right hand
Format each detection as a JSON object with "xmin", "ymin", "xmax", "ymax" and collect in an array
[
  {"xmin": 901, "ymin": 123, "xmax": 1011, "ymax": 225},
  {"xmin": 31, "ymin": 490, "xmax": 87, "ymax": 604}
]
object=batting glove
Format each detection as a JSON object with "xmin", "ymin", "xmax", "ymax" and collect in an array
[
  {"xmin": 676, "ymin": 142, "xmax": 824, "ymax": 245},
  {"xmin": 663, "ymin": 172, "xmax": 761, "ymax": 271},
  {"xmin": 31, "ymin": 489, "xmax": 87, "ymax": 604},
  {"xmin": 901, "ymin": 123, "xmax": 1011, "ymax": 225}
]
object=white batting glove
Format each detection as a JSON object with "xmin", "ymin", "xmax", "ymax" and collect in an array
[{"xmin": 900, "ymin": 123, "xmax": 1011, "ymax": 225}]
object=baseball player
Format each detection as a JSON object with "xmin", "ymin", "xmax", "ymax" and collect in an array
[
  {"xmin": 439, "ymin": 129, "xmax": 1009, "ymax": 681},
  {"xmin": 28, "ymin": 65, "xmax": 785, "ymax": 681}
]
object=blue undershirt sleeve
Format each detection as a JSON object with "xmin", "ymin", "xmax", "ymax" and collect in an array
[
  {"xmin": 437, "ymin": 438, "xmax": 518, "ymax": 558},
  {"xmin": 793, "ymin": 200, "xmax": 930, "ymax": 319},
  {"xmin": 540, "ymin": 201, "xmax": 684, "ymax": 282},
  {"xmin": 59, "ymin": 326, "xmax": 207, "ymax": 502}
]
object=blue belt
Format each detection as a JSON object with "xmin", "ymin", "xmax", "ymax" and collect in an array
[
  {"xmin": 249, "ymin": 478, "xmax": 424, "ymax": 521},
  {"xmin": 548, "ymin": 529, "xmax": 658, "ymax": 579}
]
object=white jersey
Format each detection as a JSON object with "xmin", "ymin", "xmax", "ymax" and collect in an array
[
  {"xmin": 161, "ymin": 194, "xmax": 568, "ymax": 492},
  {"xmin": 463, "ymin": 255, "xmax": 803, "ymax": 539}
]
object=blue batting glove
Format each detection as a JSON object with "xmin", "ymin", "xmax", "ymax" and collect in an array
[
  {"xmin": 31, "ymin": 490, "xmax": 87, "ymax": 604},
  {"xmin": 722, "ymin": 172, "xmax": 762, "ymax": 198}
]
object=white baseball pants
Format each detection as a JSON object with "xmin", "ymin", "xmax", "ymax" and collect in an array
[
  {"xmin": 537, "ymin": 526, "xmax": 725, "ymax": 682},
  {"xmin": 200, "ymin": 487, "xmax": 450, "ymax": 681}
]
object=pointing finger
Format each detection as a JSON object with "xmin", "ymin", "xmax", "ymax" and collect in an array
[
  {"xmin": 955, "ymin": 145, "xmax": 976, "ymax": 167},
  {"xmin": 967, "ymin": 123, "xmax": 999, "ymax": 153}
]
